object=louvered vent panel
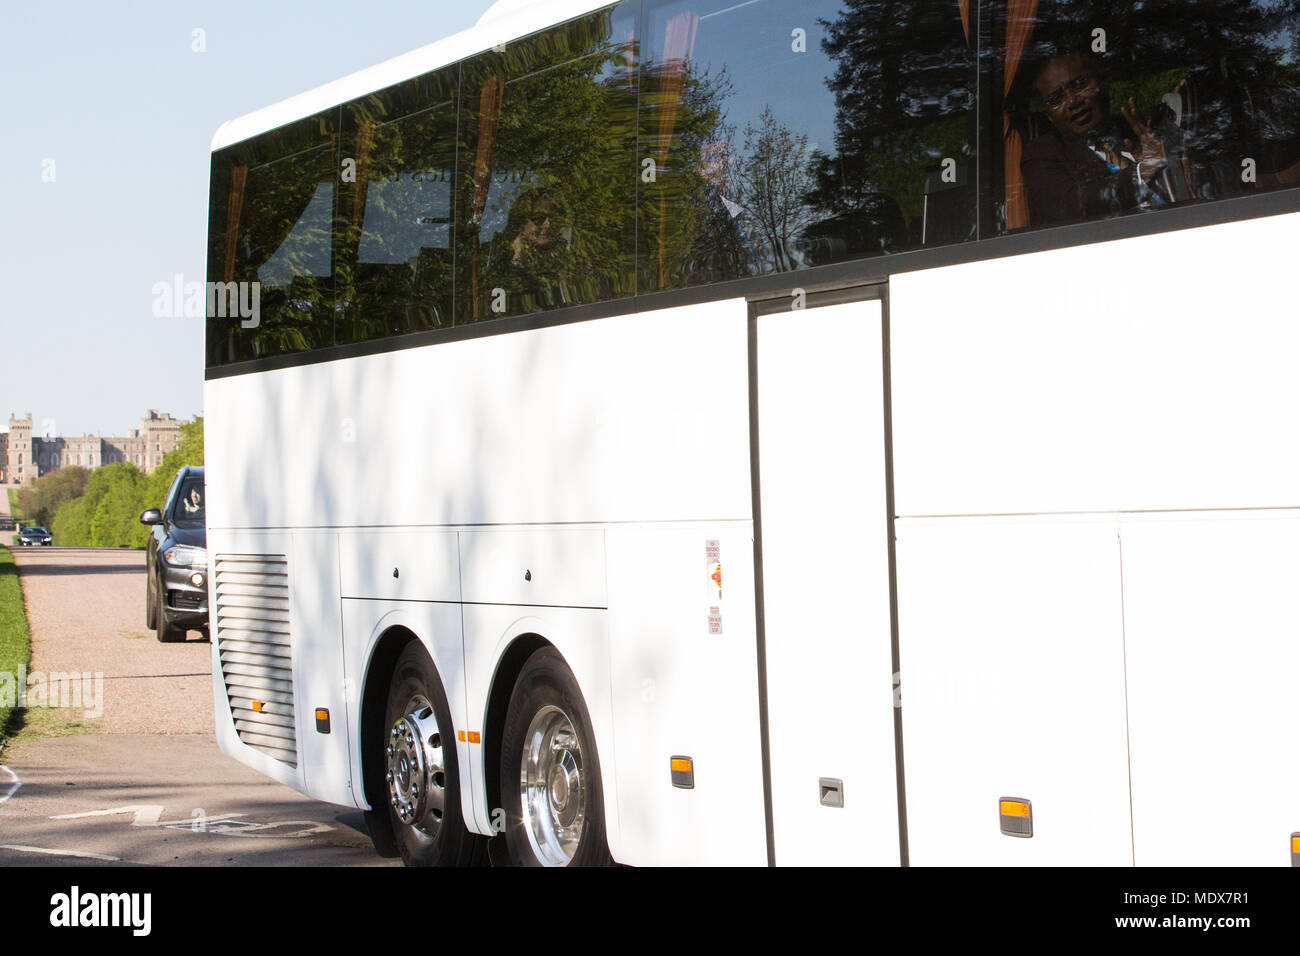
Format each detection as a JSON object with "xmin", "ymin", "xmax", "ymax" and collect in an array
[{"xmin": 215, "ymin": 554, "xmax": 296, "ymax": 768}]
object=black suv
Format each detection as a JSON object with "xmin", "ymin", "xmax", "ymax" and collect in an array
[{"xmin": 141, "ymin": 465, "xmax": 207, "ymax": 642}]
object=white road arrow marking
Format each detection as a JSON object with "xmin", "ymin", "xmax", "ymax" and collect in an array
[
  {"xmin": 51, "ymin": 804, "xmax": 165, "ymax": 826},
  {"xmin": 0, "ymin": 767, "xmax": 19, "ymax": 805}
]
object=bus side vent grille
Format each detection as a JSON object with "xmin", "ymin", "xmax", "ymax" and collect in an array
[{"xmin": 214, "ymin": 553, "xmax": 296, "ymax": 768}]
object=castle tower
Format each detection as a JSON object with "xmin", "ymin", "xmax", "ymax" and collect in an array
[{"xmin": 7, "ymin": 414, "xmax": 34, "ymax": 485}]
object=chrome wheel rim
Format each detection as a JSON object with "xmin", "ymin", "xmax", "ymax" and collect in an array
[
  {"xmin": 386, "ymin": 694, "xmax": 446, "ymax": 836},
  {"xmin": 520, "ymin": 704, "xmax": 585, "ymax": 866}
]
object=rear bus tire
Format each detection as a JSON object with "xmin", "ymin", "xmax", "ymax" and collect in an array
[
  {"xmin": 500, "ymin": 648, "xmax": 612, "ymax": 866},
  {"xmin": 381, "ymin": 641, "xmax": 484, "ymax": 866}
]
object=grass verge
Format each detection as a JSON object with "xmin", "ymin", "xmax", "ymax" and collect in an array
[
  {"xmin": 0, "ymin": 544, "xmax": 32, "ymax": 755},
  {"xmin": 6, "ymin": 488, "xmax": 22, "ymax": 521}
]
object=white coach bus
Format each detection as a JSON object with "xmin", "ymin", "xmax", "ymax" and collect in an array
[{"xmin": 204, "ymin": 0, "xmax": 1300, "ymax": 866}]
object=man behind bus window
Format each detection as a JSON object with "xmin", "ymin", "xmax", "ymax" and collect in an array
[{"xmin": 1021, "ymin": 52, "xmax": 1176, "ymax": 227}]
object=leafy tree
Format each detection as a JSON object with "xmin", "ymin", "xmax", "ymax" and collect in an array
[
  {"xmin": 49, "ymin": 418, "xmax": 204, "ymax": 548},
  {"xmin": 87, "ymin": 464, "xmax": 147, "ymax": 547},
  {"xmin": 17, "ymin": 466, "xmax": 91, "ymax": 528},
  {"xmin": 51, "ymin": 496, "xmax": 91, "ymax": 545}
]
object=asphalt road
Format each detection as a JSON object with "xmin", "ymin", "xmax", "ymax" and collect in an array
[{"xmin": 0, "ymin": 542, "xmax": 395, "ymax": 867}]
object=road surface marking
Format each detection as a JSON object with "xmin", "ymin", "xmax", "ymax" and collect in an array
[
  {"xmin": 52, "ymin": 804, "xmax": 333, "ymax": 838},
  {"xmin": 52, "ymin": 804, "xmax": 164, "ymax": 826},
  {"xmin": 221, "ymin": 820, "xmax": 334, "ymax": 838},
  {"xmin": 0, "ymin": 766, "xmax": 19, "ymax": 805},
  {"xmin": 1, "ymin": 844, "xmax": 121, "ymax": 861}
]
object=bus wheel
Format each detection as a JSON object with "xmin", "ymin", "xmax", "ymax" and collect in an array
[
  {"xmin": 383, "ymin": 641, "xmax": 483, "ymax": 866},
  {"xmin": 500, "ymin": 648, "xmax": 612, "ymax": 866}
]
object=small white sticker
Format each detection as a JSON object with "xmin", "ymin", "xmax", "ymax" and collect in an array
[{"xmin": 708, "ymin": 607, "xmax": 722, "ymax": 635}]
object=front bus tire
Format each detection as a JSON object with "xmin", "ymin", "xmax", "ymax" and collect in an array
[
  {"xmin": 381, "ymin": 641, "xmax": 484, "ymax": 866},
  {"xmin": 500, "ymin": 648, "xmax": 612, "ymax": 866}
]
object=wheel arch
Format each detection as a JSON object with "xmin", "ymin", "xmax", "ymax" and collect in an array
[
  {"xmin": 482, "ymin": 632, "xmax": 552, "ymax": 828},
  {"xmin": 358, "ymin": 624, "xmax": 419, "ymax": 815}
]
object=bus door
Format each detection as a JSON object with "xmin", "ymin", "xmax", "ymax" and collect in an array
[{"xmin": 752, "ymin": 291, "xmax": 901, "ymax": 865}]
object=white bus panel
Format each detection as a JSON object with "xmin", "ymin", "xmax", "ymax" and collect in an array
[{"xmin": 890, "ymin": 211, "xmax": 1300, "ymax": 518}]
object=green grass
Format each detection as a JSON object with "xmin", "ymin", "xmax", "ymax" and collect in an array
[
  {"xmin": 0, "ymin": 545, "xmax": 32, "ymax": 754},
  {"xmin": 13, "ymin": 706, "xmax": 96, "ymax": 739},
  {"xmin": 6, "ymin": 487, "xmax": 22, "ymax": 522}
]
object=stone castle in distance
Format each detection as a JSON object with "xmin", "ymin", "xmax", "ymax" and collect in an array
[{"xmin": 1, "ymin": 411, "xmax": 185, "ymax": 485}]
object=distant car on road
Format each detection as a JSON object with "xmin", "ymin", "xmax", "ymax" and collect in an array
[
  {"xmin": 140, "ymin": 465, "xmax": 207, "ymax": 642},
  {"xmin": 17, "ymin": 526, "xmax": 52, "ymax": 546}
]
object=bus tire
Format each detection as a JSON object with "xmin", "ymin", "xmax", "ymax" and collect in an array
[
  {"xmin": 383, "ymin": 641, "xmax": 484, "ymax": 866},
  {"xmin": 500, "ymin": 648, "xmax": 612, "ymax": 866}
]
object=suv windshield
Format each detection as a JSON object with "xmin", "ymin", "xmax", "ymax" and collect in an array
[{"xmin": 172, "ymin": 477, "xmax": 205, "ymax": 529}]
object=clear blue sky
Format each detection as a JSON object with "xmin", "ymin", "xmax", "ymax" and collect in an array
[{"xmin": 0, "ymin": 0, "xmax": 498, "ymax": 438}]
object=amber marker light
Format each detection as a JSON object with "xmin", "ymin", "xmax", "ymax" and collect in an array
[
  {"xmin": 252, "ymin": 700, "xmax": 264, "ymax": 712},
  {"xmin": 670, "ymin": 755, "xmax": 694, "ymax": 789},
  {"xmin": 999, "ymin": 797, "xmax": 1033, "ymax": 837}
]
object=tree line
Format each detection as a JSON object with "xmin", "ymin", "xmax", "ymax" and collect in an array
[{"xmin": 15, "ymin": 418, "xmax": 204, "ymax": 547}]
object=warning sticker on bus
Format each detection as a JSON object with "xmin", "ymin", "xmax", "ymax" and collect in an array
[{"xmin": 706, "ymin": 539, "xmax": 722, "ymax": 600}]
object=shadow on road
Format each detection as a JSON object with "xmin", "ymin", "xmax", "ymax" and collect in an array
[{"xmin": 14, "ymin": 562, "xmax": 143, "ymax": 577}]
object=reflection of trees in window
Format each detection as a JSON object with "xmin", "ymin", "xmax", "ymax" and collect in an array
[
  {"xmin": 643, "ymin": 2, "xmax": 851, "ymax": 286},
  {"xmin": 640, "ymin": 42, "xmax": 748, "ymax": 289},
  {"xmin": 809, "ymin": 0, "xmax": 975, "ymax": 249},
  {"xmin": 734, "ymin": 107, "xmax": 817, "ymax": 274},
  {"xmin": 645, "ymin": 0, "xmax": 976, "ymax": 289},
  {"xmin": 337, "ymin": 100, "xmax": 457, "ymax": 342},
  {"xmin": 208, "ymin": 119, "xmax": 338, "ymax": 365},
  {"xmin": 236, "ymin": 146, "xmax": 335, "ymax": 358},
  {"xmin": 458, "ymin": 8, "xmax": 638, "ymax": 321}
]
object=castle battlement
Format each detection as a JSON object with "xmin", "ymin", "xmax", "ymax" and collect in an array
[{"xmin": 4, "ymin": 411, "xmax": 186, "ymax": 484}]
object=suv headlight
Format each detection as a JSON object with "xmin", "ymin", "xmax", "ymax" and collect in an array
[{"xmin": 163, "ymin": 546, "xmax": 208, "ymax": 569}]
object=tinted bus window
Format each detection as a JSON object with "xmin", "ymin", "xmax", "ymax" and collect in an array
[
  {"xmin": 206, "ymin": 112, "xmax": 339, "ymax": 366},
  {"xmin": 640, "ymin": 0, "xmax": 977, "ymax": 292},
  {"xmin": 455, "ymin": 2, "xmax": 639, "ymax": 322},
  {"xmin": 337, "ymin": 70, "xmax": 459, "ymax": 343},
  {"xmin": 995, "ymin": 0, "xmax": 1300, "ymax": 232}
]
